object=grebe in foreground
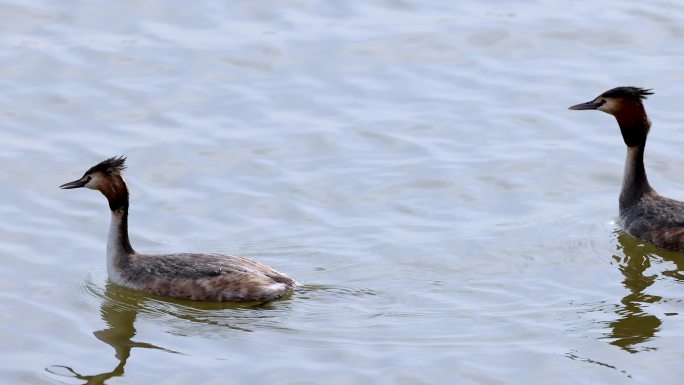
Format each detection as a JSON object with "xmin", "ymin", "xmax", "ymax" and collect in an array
[
  {"xmin": 569, "ymin": 87, "xmax": 684, "ymax": 251},
  {"xmin": 60, "ymin": 156, "xmax": 294, "ymax": 302}
]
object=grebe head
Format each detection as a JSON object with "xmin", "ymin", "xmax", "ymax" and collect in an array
[
  {"xmin": 60, "ymin": 156, "xmax": 129, "ymax": 210},
  {"xmin": 569, "ymin": 87, "xmax": 653, "ymax": 147},
  {"xmin": 568, "ymin": 86, "xmax": 652, "ymax": 115},
  {"xmin": 60, "ymin": 156, "xmax": 126, "ymax": 190}
]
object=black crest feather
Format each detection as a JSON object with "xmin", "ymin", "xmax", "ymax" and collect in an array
[
  {"xmin": 84, "ymin": 156, "xmax": 127, "ymax": 176},
  {"xmin": 600, "ymin": 86, "xmax": 653, "ymax": 101}
]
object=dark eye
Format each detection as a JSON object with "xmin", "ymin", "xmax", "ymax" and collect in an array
[{"xmin": 85, "ymin": 176, "xmax": 92, "ymax": 182}]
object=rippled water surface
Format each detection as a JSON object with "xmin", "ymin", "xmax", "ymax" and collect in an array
[{"xmin": 4, "ymin": 1, "xmax": 684, "ymax": 384}]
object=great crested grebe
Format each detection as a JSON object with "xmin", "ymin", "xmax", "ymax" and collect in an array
[
  {"xmin": 60, "ymin": 156, "xmax": 294, "ymax": 302},
  {"xmin": 570, "ymin": 86, "xmax": 684, "ymax": 251}
]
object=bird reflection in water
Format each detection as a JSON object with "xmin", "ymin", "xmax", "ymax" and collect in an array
[
  {"xmin": 609, "ymin": 231, "xmax": 684, "ymax": 352},
  {"xmin": 46, "ymin": 282, "xmax": 178, "ymax": 385}
]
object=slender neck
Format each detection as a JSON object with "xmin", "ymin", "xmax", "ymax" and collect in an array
[
  {"xmin": 615, "ymin": 105, "xmax": 653, "ymax": 211},
  {"xmin": 620, "ymin": 145, "xmax": 652, "ymax": 211},
  {"xmin": 104, "ymin": 177, "xmax": 135, "ymax": 261},
  {"xmin": 615, "ymin": 103, "xmax": 650, "ymax": 147},
  {"xmin": 109, "ymin": 204, "xmax": 135, "ymax": 255}
]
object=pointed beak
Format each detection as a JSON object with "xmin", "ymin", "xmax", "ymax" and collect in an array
[
  {"xmin": 60, "ymin": 178, "xmax": 87, "ymax": 189},
  {"xmin": 568, "ymin": 100, "xmax": 603, "ymax": 110}
]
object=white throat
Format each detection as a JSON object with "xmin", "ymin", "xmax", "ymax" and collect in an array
[
  {"xmin": 619, "ymin": 145, "xmax": 651, "ymax": 213},
  {"xmin": 623, "ymin": 147, "xmax": 639, "ymax": 188},
  {"xmin": 106, "ymin": 210, "xmax": 130, "ymax": 286}
]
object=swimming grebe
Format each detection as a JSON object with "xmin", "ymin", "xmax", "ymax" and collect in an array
[
  {"xmin": 570, "ymin": 87, "xmax": 684, "ymax": 251},
  {"xmin": 60, "ymin": 156, "xmax": 294, "ymax": 302}
]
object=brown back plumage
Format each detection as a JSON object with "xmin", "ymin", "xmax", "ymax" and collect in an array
[{"xmin": 61, "ymin": 156, "xmax": 295, "ymax": 302}]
